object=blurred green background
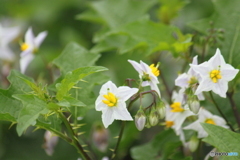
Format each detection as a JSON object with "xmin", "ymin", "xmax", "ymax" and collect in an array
[{"xmin": 0, "ymin": 0, "xmax": 223, "ymax": 159}]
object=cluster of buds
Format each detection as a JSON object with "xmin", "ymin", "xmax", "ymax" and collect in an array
[{"xmin": 134, "ymin": 101, "xmax": 166, "ymax": 131}]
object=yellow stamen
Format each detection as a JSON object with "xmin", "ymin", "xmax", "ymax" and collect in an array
[
  {"xmin": 149, "ymin": 64, "xmax": 160, "ymax": 76},
  {"xmin": 102, "ymin": 92, "xmax": 118, "ymax": 107},
  {"xmin": 205, "ymin": 118, "xmax": 216, "ymax": 125},
  {"xmin": 170, "ymin": 102, "xmax": 184, "ymax": 112},
  {"xmin": 21, "ymin": 43, "xmax": 29, "ymax": 51},
  {"xmin": 210, "ymin": 69, "xmax": 221, "ymax": 83},
  {"xmin": 166, "ymin": 121, "xmax": 174, "ymax": 128}
]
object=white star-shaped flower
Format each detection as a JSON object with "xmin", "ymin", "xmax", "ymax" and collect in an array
[
  {"xmin": 0, "ymin": 24, "xmax": 20, "ymax": 61},
  {"xmin": 183, "ymin": 108, "xmax": 228, "ymax": 138},
  {"xmin": 175, "ymin": 56, "xmax": 204, "ymax": 100},
  {"xmin": 20, "ymin": 27, "xmax": 47, "ymax": 73},
  {"xmin": 190, "ymin": 48, "xmax": 239, "ymax": 98},
  {"xmin": 95, "ymin": 81, "xmax": 139, "ymax": 128},
  {"xmin": 164, "ymin": 90, "xmax": 194, "ymax": 136},
  {"xmin": 128, "ymin": 60, "xmax": 160, "ymax": 97}
]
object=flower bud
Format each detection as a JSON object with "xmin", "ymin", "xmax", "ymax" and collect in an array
[
  {"xmin": 188, "ymin": 100, "xmax": 200, "ymax": 114},
  {"xmin": 135, "ymin": 108, "xmax": 146, "ymax": 131},
  {"xmin": 149, "ymin": 108, "xmax": 159, "ymax": 126},
  {"xmin": 156, "ymin": 101, "xmax": 166, "ymax": 119},
  {"xmin": 188, "ymin": 135, "xmax": 199, "ymax": 152}
]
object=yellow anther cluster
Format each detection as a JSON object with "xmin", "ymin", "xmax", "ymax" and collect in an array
[
  {"xmin": 170, "ymin": 102, "xmax": 184, "ymax": 112},
  {"xmin": 150, "ymin": 64, "xmax": 160, "ymax": 76},
  {"xmin": 102, "ymin": 92, "xmax": 118, "ymax": 107},
  {"xmin": 21, "ymin": 43, "xmax": 29, "ymax": 51},
  {"xmin": 205, "ymin": 118, "xmax": 216, "ymax": 125},
  {"xmin": 166, "ymin": 121, "xmax": 174, "ymax": 128},
  {"xmin": 210, "ymin": 70, "xmax": 222, "ymax": 83}
]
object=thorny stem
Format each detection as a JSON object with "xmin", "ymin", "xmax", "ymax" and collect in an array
[
  {"xmin": 209, "ymin": 92, "xmax": 235, "ymax": 132},
  {"xmin": 227, "ymin": 91, "xmax": 240, "ymax": 130},
  {"xmin": 59, "ymin": 112, "xmax": 91, "ymax": 160}
]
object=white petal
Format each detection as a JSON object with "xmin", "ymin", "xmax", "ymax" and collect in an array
[
  {"xmin": 196, "ymin": 92, "xmax": 205, "ymax": 101},
  {"xmin": 35, "ymin": 31, "xmax": 47, "ymax": 48},
  {"xmin": 175, "ymin": 73, "xmax": 189, "ymax": 88},
  {"xmin": 0, "ymin": 46, "xmax": 15, "ymax": 61},
  {"xmin": 102, "ymin": 109, "xmax": 114, "ymax": 128},
  {"xmin": 20, "ymin": 53, "xmax": 34, "ymax": 74},
  {"xmin": 212, "ymin": 115, "xmax": 227, "ymax": 127},
  {"xmin": 95, "ymin": 96, "xmax": 106, "ymax": 111},
  {"xmin": 175, "ymin": 110, "xmax": 194, "ymax": 131},
  {"xmin": 221, "ymin": 66, "xmax": 239, "ymax": 81},
  {"xmin": 25, "ymin": 27, "xmax": 35, "ymax": 47},
  {"xmin": 128, "ymin": 60, "xmax": 143, "ymax": 75},
  {"xmin": 116, "ymin": 86, "xmax": 138, "ymax": 101},
  {"xmin": 190, "ymin": 63, "xmax": 210, "ymax": 77},
  {"xmin": 140, "ymin": 60, "xmax": 152, "ymax": 74},
  {"xmin": 208, "ymin": 49, "xmax": 222, "ymax": 66},
  {"xmin": 212, "ymin": 80, "xmax": 228, "ymax": 98},
  {"xmin": 100, "ymin": 81, "xmax": 118, "ymax": 95},
  {"xmin": 141, "ymin": 81, "xmax": 150, "ymax": 87},
  {"xmin": 113, "ymin": 101, "xmax": 133, "ymax": 121},
  {"xmin": 192, "ymin": 55, "xmax": 198, "ymax": 65},
  {"xmin": 150, "ymin": 81, "xmax": 161, "ymax": 97},
  {"xmin": 195, "ymin": 78, "xmax": 212, "ymax": 95},
  {"xmin": 198, "ymin": 108, "xmax": 213, "ymax": 121},
  {"xmin": 1, "ymin": 26, "xmax": 20, "ymax": 45}
]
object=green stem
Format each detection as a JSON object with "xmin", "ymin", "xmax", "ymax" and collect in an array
[
  {"xmin": 111, "ymin": 121, "xmax": 126, "ymax": 160},
  {"xmin": 209, "ymin": 92, "xmax": 235, "ymax": 131},
  {"xmin": 59, "ymin": 112, "xmax": 91, "ymax": 160},
  {"xmin": 111, "ymin": 95, "xmax": 139, "ymax": 160}
]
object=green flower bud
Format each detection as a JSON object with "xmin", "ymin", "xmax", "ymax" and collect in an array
[
  {"xmin": 188, "ymin": 135, "xmax": 199, "ymax": 152},
  {"xmin": 149, "ymin": 108, "xmax": 159, "ymax": 126},
  {"xmin": 156, "ymin": 101, "xmax": 166, "ymax": 119},
  {"xmin": 188, "ymin": 100, "xmax": 200, "ymax": 114},
  {"xmin": 135, "ymin": 108, "xmax": 146, "ymax": 131}
]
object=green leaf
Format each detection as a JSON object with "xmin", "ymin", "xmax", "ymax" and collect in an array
[
  {"xmin": 92, "ymin": 18, "xmax": 191, "ymax": 56},
  {"xmin": 13, "ymin": 94, "xmax": 49, "ymax": 136},
  {"xmin": 36, "ymin": 114, "xmax": 62, "ymax": 132},
  {"xmin": 158, "ymin": 0, "xmax": 188, "ymax": 24},
  {"xmin": 69, "ymin": 72, "xmax": 109, "ymax": 118},
  {"xmin": 189, "ymin": 0, "xmax": 240, "ymax": 67},
  {"xmin": 0, "ymin": 70, "xmax": 34, "ymax": 122},
  {"xmin": 201, "ymin": 123, "xmax": 240, "ymax": 159},
  {"xmin": 53, "ymin": 42, "xmax": 101, "ymax": 74},
  {"xmin": 77, "ymin": 0, "xmax": 157, "ymax": 29},
  {"xmin": 131, "ymin": 142, "xmax": 158, "ymax": 160},
  {"xmin": 58, "ymin": 96, "xmax": 86, "ymax": 107},
  {"xmin": 56, "ymin": 66, "xmax": 108, "ymax": 101}
]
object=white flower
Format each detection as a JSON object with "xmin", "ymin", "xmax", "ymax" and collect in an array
[
  {"xmin": 20, "ymin": 27, "xmax": 47, "ymax": 73},
  {"xmin": 0, "ymin": 24, "xmax": 20, "ymax": 61},
  {"xmin": 166, "ymin": 90, "xmax": 194, "ymax": 132},
  {"xmin": 165, "ymin": 90, "xmax": 194, "ymax": 135},
  {"xmin": 175, "ymin": 56, "xmax": 204, "ymax": 100},
  {"xmin": 128, "ymin": 60, "xmax": 160, "ymax": 97},
  {"xmin": 183, "ymin": 108, "xmax": 228, "ymax": 138},
  {"xmin": 190, "ymin": 48, "xmax": 239, "ymax": 98},
  {"xmin": 95, "ymin": 81, "xmax": 139, "ymax": 128}
]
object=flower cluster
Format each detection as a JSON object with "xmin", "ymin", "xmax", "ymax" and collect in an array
[{"xmin": 95, "ymin": 60, "xmax": 163, "ymax": 130}]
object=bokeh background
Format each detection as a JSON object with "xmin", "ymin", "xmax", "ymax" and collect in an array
[{"xmin": 0, "ymin": 0, "xmax": 230, "ymax": 159}]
